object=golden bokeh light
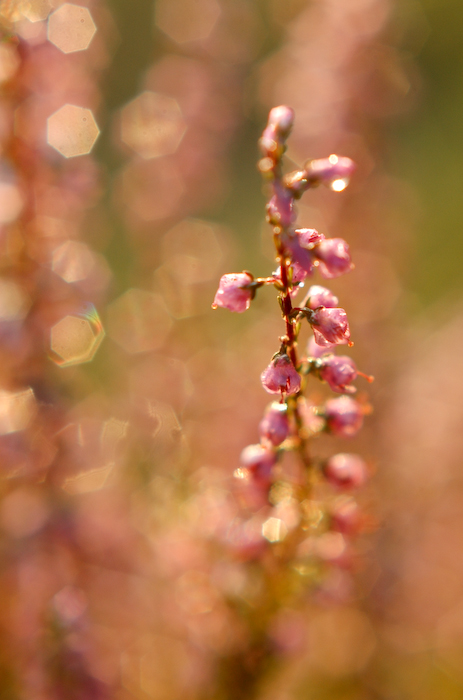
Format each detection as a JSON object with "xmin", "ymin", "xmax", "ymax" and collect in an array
[
  {"xmin": 154, "ymin": 0, "xmax": 221, "ymax": 44},
  {"xmin": 121, "ymin": 91, "xmax": 187, "ymax": 160},
  {"xmin": 50, "ymin": 307, "xmax": 104, "ymax": 366},
  {"xmin": 47, "ymin": 104, "xmax": 100, "ymax": 158},
  {"xmin": 107, "ymin": 288, "xmax": 172, "ymax": 354},
  {"xmin": 262, "ymin": 516, "xmax": 287, "ymax": 543},
  {"xmin": 47, "ymin": 3, "xmax": 96, "ymax": 53},
  {"xmin": 21, "ymin": 0, "xmax": 51, "ymax": 22},
  {"xmin": 0, "ymin": 278, "xmax": 30, "ymax": 320},
  {"xmin": 0, "ymin": 387, "xmax": 36, "ymax": 435}
]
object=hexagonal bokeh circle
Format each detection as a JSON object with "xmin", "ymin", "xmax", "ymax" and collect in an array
[
  {"xmin": 48, "ymin": 3, "xmax": 96, "ymax": 54},
  {"xmin": 107, "ymin": 289, "xmax": 172, "ymax": 354},
  {"xmin": 50, "ymin": 310, "xmax": 104, "ymax": 367},
  {"xmin": 22, "ymin": 0, "xmax": 52, "ymax": 23},
  {"xmin": 47, "ymin": 104, "xmax": 100, "ymax": 158},
  {"xmin": 121, "ymin": 92, "xmax": 186, "ymax": 160},
  {"xmin": 155, "ymin": 0, "xmax": 221, "ymax": 44}
]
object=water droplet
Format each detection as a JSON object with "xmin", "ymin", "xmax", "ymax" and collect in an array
[{"xmin": 329, "ymin": 178, "xmax": 349, "ymax": 192}]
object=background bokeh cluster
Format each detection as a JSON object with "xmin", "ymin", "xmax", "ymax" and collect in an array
[{"xmin": 1, "ymin": 0, "xmax": 463, "ymax": 698}]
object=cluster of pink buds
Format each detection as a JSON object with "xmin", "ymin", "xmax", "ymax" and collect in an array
[{"xmin": 213, "ymin": 106, "xmax": 373, "ymax": 593}]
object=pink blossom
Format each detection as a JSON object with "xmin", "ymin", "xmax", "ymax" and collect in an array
[
  {"xmin": 261, "ymin": 353, "xmax": 301, "ymax": 395},
  {"xmin": 296, "ymin": 228, "xmax": 325, "ymax": 249},
  {"xmin": 268, "ymin": 105, "xmax": 295, "ymax": 133},
  {"xmin": 319, "ymin": 355, "xmax": 357, "ymax": 393},
  {"xmin": 260, "ymin": 106, "xmax": 295, "ymax": 157},
  {"xmin": 305, "ymin": 155, "xmax": 356, "ymax": 187},
  {"xmin": 212, "ymin": 272, "xmax": 253, "ymax": 313},
  {"xmin": 324, "ymin": 454, "xmax": 368, "ymax": 489},
  {"xmin": 313, "ymin": 238, "xmax": 353, "ymax": 279},
  {"xmin": 240, "ymin": 444, "xmax": 276, "ymax": 487},
  {"xmin": 281, "ymin": 234, "xmax": 314, "ymax": 274},
  {"xmin": 259, "ymin": 403, "xmax": 289, "ymax": 447},
  {"xmin": 303, "ymin": 285, "xmax": 339, "ymax": 310},
  {"xmin": 324, "ymin": 397, "xmax": 363, "ymax": 437},
  {"xmin": 266, "ymin": 184, "xmax": 295, "ymax": 228},
  {"xmin": 310, "ymin": 307, "xmax": 351, "ymax": 346}
]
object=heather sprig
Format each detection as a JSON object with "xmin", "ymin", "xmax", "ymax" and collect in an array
[{"xmin": 213, "ymin": 106, "xmax": 373, "ymax": 593}]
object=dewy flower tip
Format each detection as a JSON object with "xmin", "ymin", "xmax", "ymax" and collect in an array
[
  {"xmin": 212, "ymin": 272, "xmax": 253, "ymax": 312},
  {"xmin": 305, "ymin": 155, "xmax": 356, "ymax": 190},
  {"xmin": 310, "ymin": 306, "xmax": 351, "ymax": 346},
  {"xmin": 268, "ymin": 105, "xmax": 295, "ymax": 133},
  {"xmin": 303, "ymin": 284, "xmax": 339, "ymax": 310}
]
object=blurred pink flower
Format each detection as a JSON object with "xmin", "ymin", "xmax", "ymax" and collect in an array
[
  {"xmin": 259, "ymin": 402, "xmax": 289, "ymax": 446},
  {"xmin": 314, "ymin": 238, "xmax": 353, "ymax": 279},
  {"xmin": 319, "ymin": 355, "xmax": 357, "ymax": 394},
  {"xmin": 324, "ymin": 398, "xmax": 364, "ymax": 438},
  {"xmin": 324, "ymin": 453, "xmax": 368, "ymax": 489}
]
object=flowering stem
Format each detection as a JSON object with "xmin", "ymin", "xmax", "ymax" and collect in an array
[{"xmin": 212, "ymin": 108, "xmax": 370, "ymax": 700}]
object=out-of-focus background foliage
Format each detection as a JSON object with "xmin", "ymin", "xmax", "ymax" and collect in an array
[{"xmin": 3, "ymin": 0, "xmax": 463, "ymax": 698}]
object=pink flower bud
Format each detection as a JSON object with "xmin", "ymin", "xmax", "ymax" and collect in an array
[
  {"xmin": 305, "ymin": 155, "xmax": 356, "ymax": 190},
  {"xmin": 259, "ymin": 402, "xmax": 289, "ymax": 446},
  {"xmin": 306, "ymin": 337, "xmax": 337, "ymax": 358},
  {"xmin": 266, "ymin": 185, "xmax": 295, "ymax": 228},
  {"xmin": 282, "ymin": 234, "xmax": 314, "ymax": 274},
  {"xmin": 319, "ymin": 355, "xmax": 357, "ymax": 394},
  {"xmin": 240, "ymin": 444, "xmax": 277, "ymax": 486},
  {"xmin": 324, "ymin": 397, "xmax": 363, "ymax": 437},
  {"xmin": 260, "ymin": 126, "xmax": 279, "ymax": 158},
  {"xmin": 310, "ymin": 307, "xmax": 351, "ymax": 346},
  {"xmin": 268, "ymin": 105, "xmax": 295, "ymax": 134},
  {"xmin": 313, "ymin": 238, "xmax": 353, "ymax": 279},
  {"xmin": 303, "ymin": 285, "xmax": 339, "ymax": 310},
  {"xmin": 259, "ymin": 107, "xmax": 295, "ymax": 158},
  {"xmin": 324, "ymin": 453, "xmax": 368, "ymax": 489},
  {"xmin": 296, "ymin": 228, "xmax": 325, "ymax": 249},
  {"xmin": 261, "ymin": 354, "xmax": 301, "ymax": 396},
  {"xmin": 212, "ymin": 272, "xmax": 253, "ymax": 313}
]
